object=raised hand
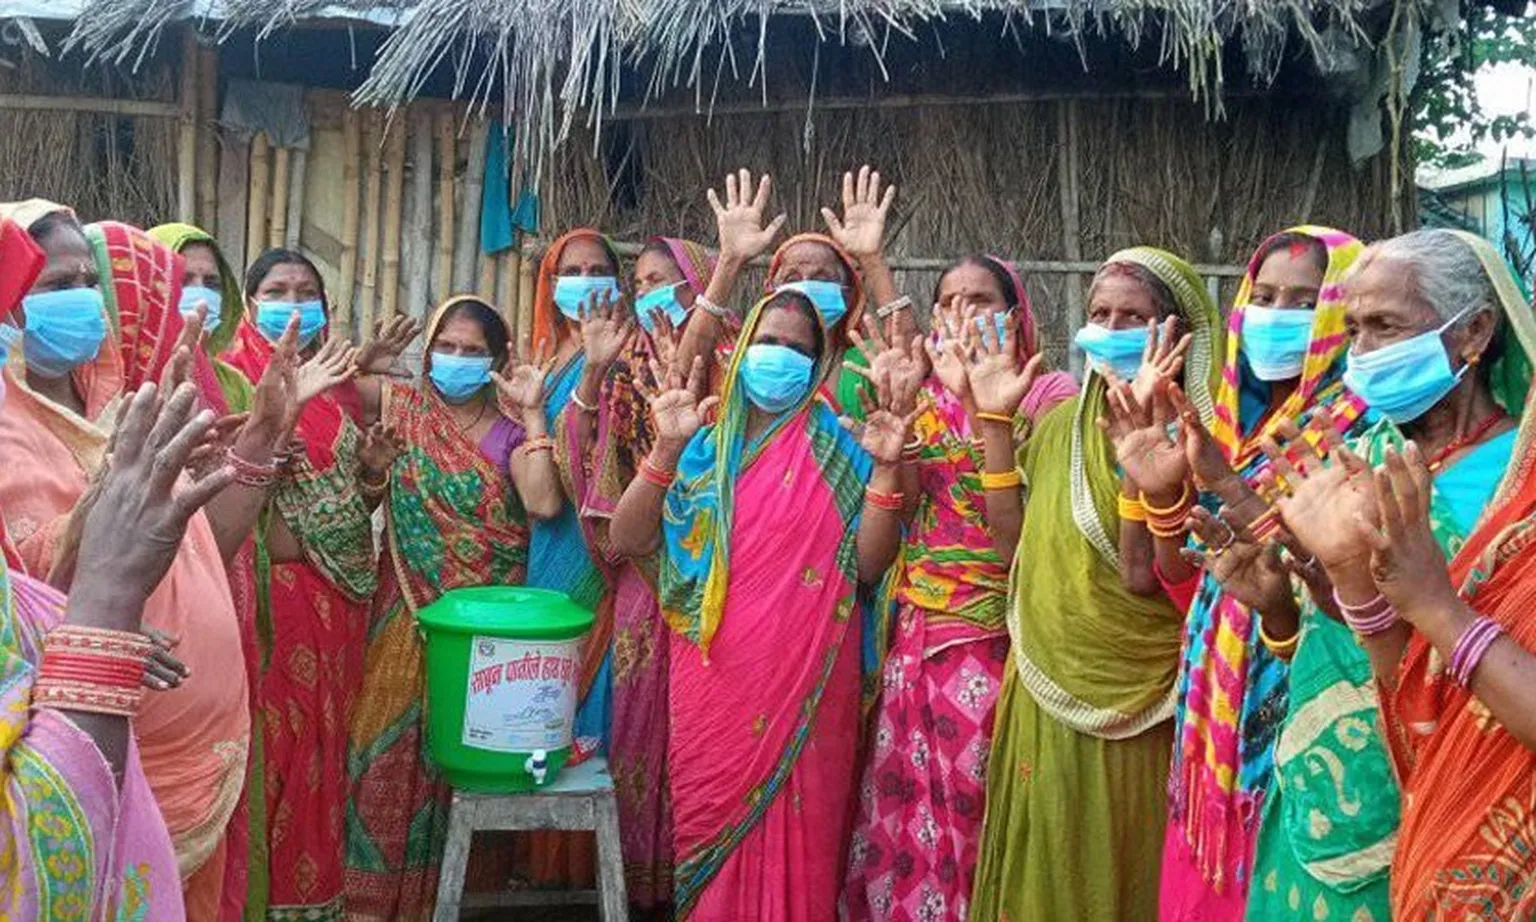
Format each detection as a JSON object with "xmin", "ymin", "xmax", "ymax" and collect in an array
[
  {"xmin": 294, "ymin": 337, "xmax": 358, "ymax": 410},
  {"xmin": 1130, "ymin": 317, "xmax": 1193, "ymax": 409},
  {"xmin": 855, "ymin": 363, "xmax": 919, "ymax": 466},
  {"xmin": 71, "ymin": 382, "xmax": 235, "ymax": 616},
  {"xmin": 1181, "ymin": 506, "xmax": 1295, "ymax": 615},
  {"xmin": 707, "ymin": 169, "xmax": 787, "ymax": 264},
  {"xmin": 1167, "ymin": 381, "xmax": 1236, "ymax": 489},
  {"xmin": 923, "ymin": 306, "xmax": 973, "ymax": 402},
  {"xmin": 578, "ymin": 289, "xmax": 634, "ymax": 371},
  {"xmin": 244, "ymin": 312, "xmax": 302, "ymax": 451},
  {"xmin": 964, "ymin": 306, "xmax": 1044, "ymax": 418},
  {"xmin": 1266, "ymin": 421, "xmax": 1379, "ymax": 573},
  {"xmin": 355, "ymin": 313, "xmax": 420, "ymax": 376},
  {"xmin": 848, "ymin": 314, "xmax": 925, "ymax": 417},
  {"xmin": 490, "ymin": 357, "xmax": 547, "ymax": 416},
  {"xmin": 1097, "ymin": 376, "xmax": 1189, "ymax": 501},
  {"xmin": 158, "ymin": 303, "xmax": 207, "ymax": 394},
  {"xmin": 821, "ymin": 165, "xmax": 896, "ymax": 261},
  {"xmin": 358, "ymin": 421, "xmax": 404, "ymax": 477},
  {"xmin": 1358, "ymin": 443, "xmax": 1460, "ymax": 623},
  {"xmin": 646, "ymin": 354, "xmax": 718, "ymax": 449}
]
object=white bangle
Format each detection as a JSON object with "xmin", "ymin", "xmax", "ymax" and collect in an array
[
  {"xmin": 876, "ymin": 296, "xmax": 912, "ymax": 320},
  {"xmin": 695, "ymin": 294, "xmax": 733, "ymax": 321}
]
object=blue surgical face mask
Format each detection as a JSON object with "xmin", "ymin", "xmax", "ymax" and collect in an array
[
  {"xmin": 635, "ymin": 282, "xmax": 689, "ymax": 334},
  {"xmin": 779, "ymin": 280, "xmax": 848, "ymax": 327},
  {"xmin": 1343, "ymin": 309, "xmax": 1475, "ymax": 424},
  {"xmin": 1242, "ymin": 305, "xmax": 1315, "ymax": 382},
  {"xmin": 254, "ymin": 300, "xmax": 327, "ymax": 349},
  {"xmin": 553, "ymin": 276, "xmax": 622, "ymax": 321},
  {"xmin": 429, "ymin": 352, "xmax": 494, "ymax": 404},
  {"xmin": 1074, "ymin": 323, "xmax": 1150, "ymax": 380},
  {"xmin": 21, "ymin": 287, "xmax": 108, "ymax": 379},
  {"xmin": 0, "ymin": 322, "xmax": 21, "ymax": 372},
  {"xmin": 179, "ymin": 285, "xmax": 223, "ymax": 331},
  {"xmin": 739, "ymin": 343, "xmax": 815, "ymax": 413}
]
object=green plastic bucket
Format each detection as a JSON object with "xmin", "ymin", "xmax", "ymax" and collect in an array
[{"xmin": 417, "ymin": 586, "xmax": 594, "ymax": 792}]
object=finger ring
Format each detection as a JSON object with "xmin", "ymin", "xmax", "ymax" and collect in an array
[{"xmin": 1209, "ymin": 513, "xmax": 1238, "ymax": 554}]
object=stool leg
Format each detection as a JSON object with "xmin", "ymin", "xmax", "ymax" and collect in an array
[
  {"xmin": 593, "ymin": 793, "xmax": 629, "ymax": 922},
  {"xmin": 433, "ymin": 794, "xmax": 474, "ymax": 922}
]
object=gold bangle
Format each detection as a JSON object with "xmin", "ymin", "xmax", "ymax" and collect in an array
[
  {"xmin": 1117, "ymin": 494, "xmax": 1147, "ymax": 523},
  {"xmin": 975, "ymin": 411, "xmax": 1014, "ymax": 426},
  {"xmin": 979, "ymin": 469, "xmax": 1022, "ymax": 491},
  {"xmin": 1141, "ymin": 482, "xmax": 1193, "ymax": 516},
  {"xmin": 1259, "ymin": 618, "xmax": 1300, "ymax": 659}
]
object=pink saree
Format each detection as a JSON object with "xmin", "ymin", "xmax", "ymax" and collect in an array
[{"xmin": 663, "ymin": 409, "xmax": 872, "ymax": 919}]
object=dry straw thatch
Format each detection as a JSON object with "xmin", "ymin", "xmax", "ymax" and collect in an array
[{"xmin": 62, "ymin": 0, "xmax": 1388, "ymax": 183}]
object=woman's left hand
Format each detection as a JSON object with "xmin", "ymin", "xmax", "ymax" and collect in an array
[
  {"xmin": 856, "ymin": 363, "xmax": 919, "ymax": 465},
  {"xmin": 964, "ymin": 305, "xmax": 1044, "ymax": 417},
  {"xmin": 491, "ymin": 360, "xmax": 548, "ymax": 415},
  {"xmin": 1361, "ymin": 443, "xmax": 1462, "ymax": 624},
  {"xmin": 294, "ymin": 337, "xmax": 358, "ymax": 410},
  {"xmin": 578, "ymin": 290, "xmax": 633, "ymax": 371},
  {"xmin": 847, "ymin": 315, "xmax": 925, "ymax": 417},
  {"xmin": 244, "ymin": 313, "xmax": 301, "ymax": 451},
  {"xmin": 1130, "ymin": 317, "xmax": 1193, "ymax": 410},
  {"xmin": 821, "ymin": 164, "xmax": 896, "ymax": 262},
  {"xmin": 358, "ymin": 421, "xmax": 404, "ymax": 477},
  {"xmin": 355, "ymin": 314, "xmax": 420, "ymax": 376}
]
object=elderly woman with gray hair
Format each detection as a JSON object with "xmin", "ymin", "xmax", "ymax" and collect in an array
[{"xmin": 1181, "ymin": 228, "xmax": 1536, "ymax": 921}]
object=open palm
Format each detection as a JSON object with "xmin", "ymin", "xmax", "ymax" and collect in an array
[
  {"xmin": 821, "ymin": 165, "xmax": 896, "ymax": 260},
  {"xmin": 1100, "ymin": 380, "xmax": 1188, "ymax": 499},
  {"xmin": 491, "ymin": 362, "xmax": 546, "ymax": 413},
  {"xmin": 580, "ymin": 293, "xmax": 633, "ymax": 368},
  {"xmin": 708, "ymin": 169, "xmax": 787, "ymax": 263}
]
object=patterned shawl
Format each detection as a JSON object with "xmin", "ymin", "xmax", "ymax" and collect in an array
[
  {"xmin": 382, "ymin": 301, "xmax": 529, "ymax": 613},
  {"xmin": 660, "ymin": 290, "xmax": 866, "ymax": 655},
  {"xmin": 529, "ymin": 228, "xmax": 623, "ymax": 361},
  {"xmin": 1170, "ymin": 227, "xmax": 1364, "ymax": 894},
  {"xmin": 85, "ymin": 221, "xmax": 206, "ymax": 399},
  {"xmin": 654, "ymin": 236, "xmax": 717, "ymax": 297},
  {"xmin": 1007, "ymin": 246, "xmax": 1222, "ymax": 738},
  {"xmin": 1383, "ymin": 232, "xmax": 1536, "ymax": 920}
]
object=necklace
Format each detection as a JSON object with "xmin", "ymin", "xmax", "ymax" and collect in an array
[
  {"xmin": 1426, "ymin": 409, "xmax": 1506, "ymax": 472},
  {"xmin": 452, "ymin": 397, "xmax": 490, "ymax": 433}
]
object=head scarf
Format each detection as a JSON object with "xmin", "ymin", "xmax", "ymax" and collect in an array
[
  {"xmin": 1072, "ymin": 246, "xmax": 1223, "ymax": 567},
  {"xmin": 766, "ymin": 233, "xmax": 866, "ymax": 333},
  {"xmin": 1447, "ymin": 229, "xmax": 1536, "ymax": 418},
  {"xmin": 662, "ymin": 289, "xmax": 844, "ymax": 654},
  {"xmin": 529, "ymin": 228, "xmax": 623, "ymax": 361},
  {"xmin": 0, "ymin": 199, "xmax": 73, "ymax": 233},
  {"xmin": 85, "ymin": 221, "xmax": 192, "ymax": 394},
  {"xmin": 146, "ymin": 222, "xmax": 244, "ymax": 355},
  {"xmin": 1211, "ymin": 226, "xmax": 1363, "ymax": 462},
  {"xmin": 651, "ymin": 237, "xmax": 717, "ymax": 297}
]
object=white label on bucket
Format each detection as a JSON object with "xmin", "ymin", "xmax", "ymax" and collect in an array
[{"xmin": 461, "ymin": 635, "xmax": 582, "ymax": 754}]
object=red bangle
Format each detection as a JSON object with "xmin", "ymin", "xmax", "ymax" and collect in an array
[
  {"xmin": 227, "ymin": 448, "xmax": 279, "ymax": 488},
  {"xmin": 639, "ymin": 457, "xmax": 675, "ymax": 488},
  {"xmin": 865, "ymin": 487, "xmax": 904, "ymax": 512},
  {"xmin": 37, "ymin": 653, "xmax": 144, "ymax": 689}
]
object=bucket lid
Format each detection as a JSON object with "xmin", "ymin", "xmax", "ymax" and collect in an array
[{"xmin": 417, "ymin": 586, "xmax": 595, "ymax": 638}]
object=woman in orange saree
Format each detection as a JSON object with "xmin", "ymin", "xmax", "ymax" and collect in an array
[{"xmin": 0, "ymin": 204, "xmax": 294, "ymax": 920}]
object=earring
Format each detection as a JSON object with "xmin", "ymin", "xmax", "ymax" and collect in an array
[{"xmin": 1467, "ymin": 352, "xmax": 1482, "ymax": 366}]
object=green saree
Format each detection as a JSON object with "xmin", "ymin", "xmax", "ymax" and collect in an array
[{"xmin": 969, "ymin": 247, "xmax": 1223, "ymax": 921}]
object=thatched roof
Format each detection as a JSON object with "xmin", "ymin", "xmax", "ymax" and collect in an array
[{"xmin": 56, "ymin": 0, "xmax": 1395, "ymax": 176}]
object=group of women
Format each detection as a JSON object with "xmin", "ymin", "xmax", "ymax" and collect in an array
[{"xmin": 3, "ymin": 161, "xmax": 1536, "ymax": 922}]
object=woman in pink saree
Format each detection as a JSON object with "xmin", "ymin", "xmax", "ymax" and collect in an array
[{"xmin": 609, "ymin": 288, "xmax": 911, "ymax": 918}]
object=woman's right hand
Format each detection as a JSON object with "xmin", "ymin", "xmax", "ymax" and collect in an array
[
  {"xmin": 922, "ymin": 307, "xmax": 973, "ymax": 403},
  {"xmin": 355, "ymin": 314, "xmax": 420, "ymax": 376},
  {"xmin": 1264, "ymin": 421, "xmax": 1380, "ymax": 573},
  {"xmin": 1181, "ymin": 506, "xmax": 1295, "ymax": 616},
  {"xmin": 578, "ymin": 291, "xmax": 634, "ymax": 371},
  {"xmin": 1130, "ymin": 317, "xmax": 1193, "ymax": 410},
  {"xmin": 358, "ymin": 422, "xmax": 404, "ymax": 478},
  {"xmin": 963, "ymin": 305, "xmax": 1044, "ymax": 417},
  {"xmin": 68, "ymin": 382, "xmax": 235, "ymax": 630},
  {"xmin": 1097, "ymin": 377, "xmax": 1190, "ymax": 502},
  {"xmin": 707, "ymin": 169, "xmax": 787, "ymax": 265},
  {"xmin": 646, "ymin": 354, "xmax": 719, "ymax": 452}
]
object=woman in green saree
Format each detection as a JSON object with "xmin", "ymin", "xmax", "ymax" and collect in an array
[{"xmin": 968, "ymin": 247, "xmax": 1223, "ymax": 921}]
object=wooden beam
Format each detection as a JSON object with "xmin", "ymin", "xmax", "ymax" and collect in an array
[
  {"xmin": 435, "ymin": 110, "xmax": 456, "ymax": 301},
  {"xmin": 195, "ymin": 45, "xmax": 219, "ymax": 232},
  {"xmin": 380, "ymin": 112, "xmax": 408, "ymax": 323},
  {"xmin": 176, "ymin": 27, "xmax": 197, "ymax": 224},
  {"xmin": 246, "ymin": 132, "xmax": 270, "ymax": 266},
  {"xmin": 268, "ymin": 146, "xmax": 290, "ymax": 249},
  {"xmin": 0, "ymin": 94, "xmax": 181, "ymax": 118},
  {"xmin": 285, "ymin": 148, "xmax": 307, "ymax": 249},
  {"xmin": 359, "ymin": 109, "xmax": 384, "ymax": 339},
  {"xmin": 452, "ymin": 119, "xmax": 488, "ymax": 292},
  {"xmin": 1056, "ymin": 99, "xmax": 1084, "ymax": 375},
  {"xmin": 336, "ymin": 109, "xmax": 362, "ymax": 335}
]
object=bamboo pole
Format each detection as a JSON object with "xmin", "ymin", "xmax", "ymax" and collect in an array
[
  {"xmin": 195, "ymin": 45, "xmax": 219, "ymax": 232},
  {"xmin": 358, "ymin": 109, "xmax": 384, "ymax": 340},
  {"xmin": 176, "ymin": 27, "xmax": 197, "ymax": 223},
  {"xmin": 0, "ymin": 94, "xmax": 181, "ymax": 117},
  {"xmin": 452, "ymin": 119, "xmax": 488, "ymax": 292},
  {"xmin": 336, "ymin": 109, "xmax": 362, "ymax": 335},
  {"xmin": 406, "ymin": 111, "xmax": 433, "ymax": 322},
  {"xmin": 498, "ymin": 238, "xmax": 520, "ymax": 336},
  {"xmin": 435, "ymin": 110, "xmax": 455, "ymax": 301},
  {"xmin": 285, "ymin": 149, "xmax": 306, "ymax": 249},
  {"xmin": 216, "ymin": 129, "xmax": 249, "ymax": 268},
  {"xmin": 246, "ymin": 132, "xmax": 270, "ymax": 266},
  {"xmin": 268, "ymin": 146, "xmax": 290, "ymax": 249},
  {"xmin": 479, "ymin": 252, "xmax": 498, "ymax": 300},
  {"xmin": 517, "ymin": 250, "xmax": 536, "ymax": 356},
  {"xmin": 1055, "ymin": 100, "xmax": 1084, "ymax": 376},
  {"xmin": 380, "ymin": 112, "xmax": 408, "ymax": 325}
]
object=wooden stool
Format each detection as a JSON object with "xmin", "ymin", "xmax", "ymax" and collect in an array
[{"xmin": 433, "ymin": 757, "xmax": 628, "ymax": 921}]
